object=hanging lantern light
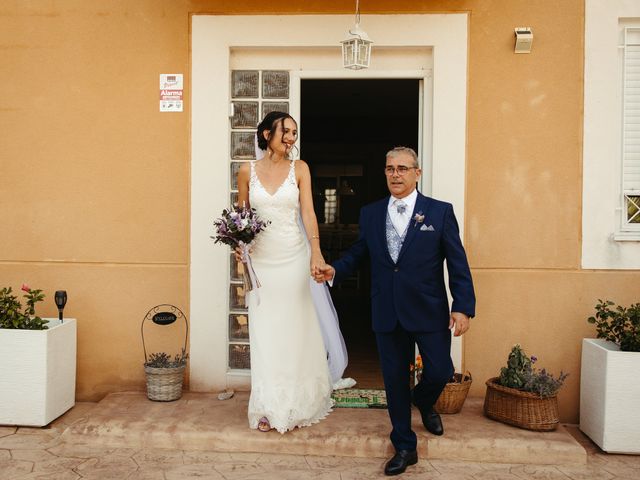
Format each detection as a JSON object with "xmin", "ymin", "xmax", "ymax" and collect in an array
[{"xmin": 341, "ymin": 0, "xmax": 372, "ymax": 70}]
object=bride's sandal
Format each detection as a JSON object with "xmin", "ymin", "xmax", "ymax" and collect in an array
[{"xmin": 257, "ymin": 417, "xmax": 271, "ymax": 432}]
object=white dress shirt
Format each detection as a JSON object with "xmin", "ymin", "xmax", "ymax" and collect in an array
[{"xmin": 388, "ymin": 188, "xmax": 418, "ymax": 235}]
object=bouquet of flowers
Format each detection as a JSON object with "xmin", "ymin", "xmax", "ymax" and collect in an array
[{"xmin": 212, "ymin": 203, "xmax": 269, "ymax": 303}]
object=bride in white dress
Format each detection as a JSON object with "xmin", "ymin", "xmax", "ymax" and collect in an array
[{"xmin": 236, "ymin": 111, "xmax": 345, "ymax": 433}]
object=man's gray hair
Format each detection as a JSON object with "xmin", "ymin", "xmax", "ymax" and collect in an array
[{"xmin": 386, "ymin": 146, "xmax": 419, "ymax": 168}]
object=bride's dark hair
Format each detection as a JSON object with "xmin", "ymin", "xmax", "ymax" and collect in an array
[{"xmin": 256, "ymin": 111, "xmax": 297, "ymax": 151}]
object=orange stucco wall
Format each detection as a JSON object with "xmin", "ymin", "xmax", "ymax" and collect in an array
[{"xmin": 2, "ymin": 0, "xmax": 637, "ymax": 423}]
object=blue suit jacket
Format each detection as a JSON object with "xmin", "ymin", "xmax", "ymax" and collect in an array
[{"xmin": 333, "ymin": 192, "xmax": 475, "ymax": 333}]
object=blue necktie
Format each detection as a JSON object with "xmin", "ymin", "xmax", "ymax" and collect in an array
[{"xmin": 395, "ymin": 200, "xmax": 407, "ymax": 214}]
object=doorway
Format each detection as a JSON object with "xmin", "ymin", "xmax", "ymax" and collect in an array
[{"xmin": 300, "ymin": 79, "xmax": 420, "ymax": 387}]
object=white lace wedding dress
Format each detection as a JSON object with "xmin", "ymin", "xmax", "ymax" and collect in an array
[{"xmin": 247, "ymin": 159, "xmax": 334, "ymax": 433}]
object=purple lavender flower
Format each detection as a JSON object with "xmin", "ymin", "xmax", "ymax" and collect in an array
[{"xmin": 211, "ymin": 204, "xmax": 269, "ymax": 248}]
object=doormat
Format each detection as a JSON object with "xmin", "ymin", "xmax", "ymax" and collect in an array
[{"xmin": 331, "ymin": 389, "xmax": 387, "ymax": 409}]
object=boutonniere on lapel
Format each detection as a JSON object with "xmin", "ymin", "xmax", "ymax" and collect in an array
[{"xmin": 414, "ymin": 211, "xmax": 435, "ymax": 231}]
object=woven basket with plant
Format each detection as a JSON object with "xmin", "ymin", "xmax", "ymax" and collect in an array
[
  {"xmin": 484, "ymin": 344, "xmax": 568, "ymax": 431},
  {"xmin": 144, "ymin": 349, "xmax": 188, "ymax": 402}
]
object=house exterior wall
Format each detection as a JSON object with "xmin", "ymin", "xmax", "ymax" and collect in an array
[{"xmin": 2, "ymin": 0, "xmax": 636, "ymax": 424}]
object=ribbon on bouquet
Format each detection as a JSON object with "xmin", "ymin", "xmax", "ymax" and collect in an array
[{"xmin": 238, "ymin": 241, "xmax": 261, "ymax": 306}]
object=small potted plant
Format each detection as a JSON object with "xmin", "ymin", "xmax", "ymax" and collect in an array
[
  {"xmin": 580, "ymin": 300, "xmax": 640, "ymax": 453},
  {"xmin": 144, "ymin": 348, "xmax": 188, "ymax": 401},
  {"xmin": 484, "ymin": 344, "xmax": 568, "ymax": 431},
  {"xmin": 0, "ymin": 284, "xmax": 76, "ymax": 426}
]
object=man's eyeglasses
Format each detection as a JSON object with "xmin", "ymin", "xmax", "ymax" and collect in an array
[{"xmin": 384, "ymin": 166, "xmax": 418, "ymax": 176}]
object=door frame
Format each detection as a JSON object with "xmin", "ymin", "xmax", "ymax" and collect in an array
[
  {"xmin": 290, "ymin": 70, "xmax": 432, "ymax": 194},
  {"xmin": 191, "ymin": 14, "xmax": 469, "ymax": 391}
]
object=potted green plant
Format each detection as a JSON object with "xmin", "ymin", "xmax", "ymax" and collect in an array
[
  {"xmin": 484, "ymin": 344, "xmax": 568, "ymax": 431},
  {"xmin": 0, "ymin": 285, "xmax": 76, "ymax": 426},
  {"xmin": 144, "ymin": 348, "xmax": 188, "ymax": 401},
  {"xmin": 580, "ymin": 300, "xmax": 640, "ymax": 453}
]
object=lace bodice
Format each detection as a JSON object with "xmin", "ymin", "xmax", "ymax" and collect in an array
[{"xmin": 249, "ymin": 160, "xmax": 306, "ymax": 260}]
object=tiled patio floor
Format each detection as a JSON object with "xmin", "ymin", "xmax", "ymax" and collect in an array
[{"xmin": 0, "ymin": 393, "xmax": 638, "ymax": 479}]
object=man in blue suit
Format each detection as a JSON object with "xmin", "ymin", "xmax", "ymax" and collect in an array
[{"xmin": 315, "ymin": 147, "xmax": 475, "ymax": 476}]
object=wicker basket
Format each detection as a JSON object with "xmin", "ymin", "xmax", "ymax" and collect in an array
[
  {"xmin": 144, "ymin": 364, "xmax": 186, "ymax": 402},
  {"xmin": 483, "ymin": 377, "xmax": 559, "ymax": 431},
  {"xmin": 434, "ymin": 372, "xmax": 472, "ymax": 414}
]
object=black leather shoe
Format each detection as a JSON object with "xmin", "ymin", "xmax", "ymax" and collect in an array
[
  {"xmin": 411, "ymin": 390, "xmax": 444, "ymax": 436},
  {"xmin": 411, "ymin": 390, "xmax": 444, "ymax": 435},
  {"xmin": 420, "ymin": 408, "xmax": 444, "ymax": 435},
  {"xmin": 384, "ymin": 450, "xmax": 418, "ymax": 476}
]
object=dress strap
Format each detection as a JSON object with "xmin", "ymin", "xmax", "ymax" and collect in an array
[
  {"xmin": 249, "ymin": 160, "xmax": 258, "ymax": 185},
  {"xmin": 288, "ymin": 160, "xmax": 296, "ymax": 184}
]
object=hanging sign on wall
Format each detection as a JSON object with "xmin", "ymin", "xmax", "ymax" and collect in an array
[{"xmin": 160, "ymin": 74, "xmax": 183, "ymax": 112}]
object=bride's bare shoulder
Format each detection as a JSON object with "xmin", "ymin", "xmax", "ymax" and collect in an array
[
  {"xmin": 294, "ymin": 159, "xmax": 310, "ymax": 172},
  {"xmin": 237, "ymin": 162, "xmax": 251, "ymax": 180}
]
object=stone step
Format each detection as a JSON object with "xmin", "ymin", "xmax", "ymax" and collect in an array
[{"xmin": 61, "ymin": 392, "xmax": 586, "ymax": 465}]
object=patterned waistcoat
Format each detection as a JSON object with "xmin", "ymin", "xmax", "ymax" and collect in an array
[{"xmin": 386, "ymin": 211, "xmax": 409, "ymax": 263}]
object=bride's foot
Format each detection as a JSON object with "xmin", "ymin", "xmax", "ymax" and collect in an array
[{"xmin": 257, "ymin": 417, "xmax": 271, "ymax": 432}]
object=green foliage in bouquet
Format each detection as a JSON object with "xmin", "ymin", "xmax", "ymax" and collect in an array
[
  {"xmin": 588, "ymin": 300, "xmax": 640, "ymax": 352},
  {"xmin": 0, "ymin": 285, "xmax": 49, "ymax": 330},
  {"xmin": 145, "ymin": 348, "xmax": 189, "ymax": 368},
  {"xmin": 499, "ymin": 344, "xmax": 568, "ymax": 398}
]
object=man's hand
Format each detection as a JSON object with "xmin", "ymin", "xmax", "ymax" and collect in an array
[
  {"xmin": 449, "ymin": 312, "xmax": 470, "ymax": 337},
  {"xmin": 313, "ymin": 264, "xmax": 335, "ymax": 284}
]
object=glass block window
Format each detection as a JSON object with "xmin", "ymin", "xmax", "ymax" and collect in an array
[
  {"xmin": 228, "ymin": 69, "xmax": 291, "ymax": 371},
  {"xmin": 232, "ymin": 70, "xmax": 259, "ymax": 98},
  {"xmin": 230, "ymin": 162, "xmax": 245, "ymax": 190},
  {"xmin": 229, "ymin": 314, "xmax": 249, "ymax": 341},
  {"xmin": 262, "ymin": 102, "xmax": 289, "ymax": 117},
  {"xmin": 229, "ymin": 283, "xmax": 247, "ymax": 311},
  {"xmin": 231, "ymin": 132, "xmax": 256, "ymax": 159},
  {"xmin": 229, "ymin": 344, "xmax": 251, "ymax": 369},
  {"xmin": 262, "ymin": 71, "xmax": 289, "ymax": 98},
  {"xmin": 230, "ymin": 253, "xmax": 244, "ymax": 282},
  {"xmin": 232, "ymin": 101, "xmax": 259, "ymax": 128}
]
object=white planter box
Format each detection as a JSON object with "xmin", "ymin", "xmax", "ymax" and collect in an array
[
  {"xmin": 580, "ymin": 338, "xmax": 640, "ymax": 454},
  {"xmin": 0, "ymin": 318, "xmax": 76, "ymax": 426}
]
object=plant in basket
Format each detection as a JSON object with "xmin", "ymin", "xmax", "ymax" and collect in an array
[
  {"xmin": 145, "ymin": 349, "xmax": 189, "ymax": 369},
  {"xmin": 144, "ymin": 348, "xmax": 189, "ymax": 402},
  {"xmin": 484, "ymin": 344, "xmax": 568, "ymax": 431},
  {"xmin": 141, "ymin": 304, "xmax": 189, "ymax": 402}
]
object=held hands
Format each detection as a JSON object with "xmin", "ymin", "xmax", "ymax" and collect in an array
[
  {"xmin": 312, "ymin": 264, "xmax": 335, "ymax": 284},
  {"xmin": 449, "ymin": 312, "xmax": 471, "ymax": 337},
  {"xmin": 310, "ymin": 252, "xmax": 326, "ymax": 281},
  {"xmin": 309, "ymin": 251, "xmax": 333, "ymax": 283}
]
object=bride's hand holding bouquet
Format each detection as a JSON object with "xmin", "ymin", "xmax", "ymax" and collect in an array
[{"xmin": 212, "ymin": 203, "xmax": 269, "ymax": 301}]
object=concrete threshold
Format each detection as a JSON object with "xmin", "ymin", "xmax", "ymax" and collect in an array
[{"xmin": 61, "ymin": 392, "xmax": 586, "ymax": 465}]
